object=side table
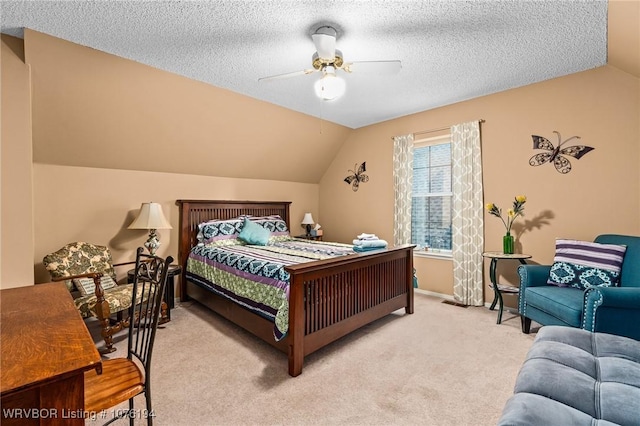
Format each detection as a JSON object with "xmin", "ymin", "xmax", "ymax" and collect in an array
[
  {"xmin": 482, "ymin": 252, "xmax": 532, "ymax": 324},
  {"xmin": 128, "ymin": 264, "xmax": 181, "ymax": 322}
]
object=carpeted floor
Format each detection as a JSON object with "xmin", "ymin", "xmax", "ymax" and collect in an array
[{"xmin": 87, "ymin": 293, "xmax": 538, "ymax": 425}]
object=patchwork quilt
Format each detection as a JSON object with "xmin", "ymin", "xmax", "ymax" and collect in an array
[{"xmin": 186, "ymin": 238, "xmax": 353, "ymax": 341}]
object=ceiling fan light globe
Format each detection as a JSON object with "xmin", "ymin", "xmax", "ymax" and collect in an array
[{"xmin": 314, "ymin": 73, "xmax": 345, "ymax": 101}]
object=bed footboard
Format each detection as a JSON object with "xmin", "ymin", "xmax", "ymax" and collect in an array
[
  {"xmin": 286, "ymin": 244, "xmax": 414, "ymax": 376},
  {"xmin": 176, "ymin": 200, "xmax": 415, "ymax": 377}
]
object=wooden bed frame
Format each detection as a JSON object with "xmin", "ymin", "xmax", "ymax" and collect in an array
[{"xmin": 176, "ymin": 200, "xmax": 415, "ymax": 376}]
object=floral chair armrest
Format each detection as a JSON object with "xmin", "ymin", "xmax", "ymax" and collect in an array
[
  {"xmin": 583, "ymin": 287, "xmax": 640, "ymax": 340},
  {"xmin": 51, "ymin": 271, "xmax": 103, "ymax": 282},
  {"xmin": 52, "ymin": 272, "xmax": 108, "ymax": 301},
  {"xmin": 113, "ymin": 260, "xmax": 138, "ymax": 268}
]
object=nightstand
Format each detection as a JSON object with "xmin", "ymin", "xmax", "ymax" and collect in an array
[
  {"xmin": 295, "ymin": 234, "xmax": 323, "ymax": 241},
  {"xmin": 128, "ymin": 264, "xmax": 181, "ymax": 322}
]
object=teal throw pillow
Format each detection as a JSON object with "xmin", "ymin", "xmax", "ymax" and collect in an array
[{"xmin": 238, "ymin": 217, "xmax": 271, "ymax": 246}]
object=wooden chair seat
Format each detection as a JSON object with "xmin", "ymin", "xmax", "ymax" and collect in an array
[{"xmin": 84, "ymin": 358, "xmax": 144, "ymax": 413}]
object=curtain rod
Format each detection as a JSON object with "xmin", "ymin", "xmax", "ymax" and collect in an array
[{"xmin": 413, "ymin": 119, "xmax": 485, "ymax": 137}]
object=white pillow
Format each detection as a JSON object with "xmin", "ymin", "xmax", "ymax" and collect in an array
[{"xmin": 73, "ymin": 276, "xmax": 118, "ymax": 296}]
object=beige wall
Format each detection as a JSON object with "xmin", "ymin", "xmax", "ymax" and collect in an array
[
  {"xmin": 7, "ymin": 31, "xmax": 330, "ymax": 288},
  {"xmin": 24, "ymin": 29, "xmax": 351, "ymax": 184},
  {"xmin": 2, "ymin": 6, "xmax": 639, "ymax": 300},
  {"xmin": 1, "ymin": 35, "xmax": 34, "ymax": 288},
  {"xmin": 320, "ymin": 65, "xmax": 640, "ymax": 304},
  {"xmin": 608, "ymin": 0, "xmax": 640, "ymax": 79},
  {"xmin": 33, "ymin": 163, "xmax": 319, "ymax": 289}
]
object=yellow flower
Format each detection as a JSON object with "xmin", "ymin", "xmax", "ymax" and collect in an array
[{"xmin": 487, "ymin": 195, "xmax": 527, "ymax": 233}]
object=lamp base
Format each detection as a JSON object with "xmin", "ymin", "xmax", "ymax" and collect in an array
[
  {"xmin": 144, "ymin": 229, "xmax": 161, "ymax": 256},
  {"xmin": 305, "ymin": 224, "xmax": 312, "ymax": 237}
]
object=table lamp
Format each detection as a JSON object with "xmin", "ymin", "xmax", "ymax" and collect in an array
[
  {"xmin": 128, "ymin": 202, "xmax": 172, "ymax": 255},
  {"xmin": 301, "ymin": 213, "xmax": 315, "ymax": 237}
]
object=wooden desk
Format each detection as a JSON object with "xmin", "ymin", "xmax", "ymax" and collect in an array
[{"xmin": 1, "ymin": 282, "xmax": 102, "ymax": 425}]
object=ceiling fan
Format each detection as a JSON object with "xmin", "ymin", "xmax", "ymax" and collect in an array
[{"xmin": 258, "ymin": 26, "xmax": 402, "ymax": 101}]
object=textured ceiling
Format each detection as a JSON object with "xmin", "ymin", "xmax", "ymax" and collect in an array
[{"xmin": 1, "ymin": 0, "xmax": 608, "ymax": 129}]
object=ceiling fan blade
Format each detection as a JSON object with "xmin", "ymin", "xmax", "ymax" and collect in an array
[
  {"xmin": 258, "ymin": 68, "xmax": 317, "ymax": 82},
  {"xmin": 311, "ymin": 26, "xmax": 337, "ymax": 61},
  {"xmin": 342, "ymin": 60, "xmax": 402, "ymax": 74}
]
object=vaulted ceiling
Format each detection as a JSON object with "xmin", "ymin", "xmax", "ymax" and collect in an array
[{"xmin": 2, "ymin": 0, "xmax": 627, "ymax": 130}]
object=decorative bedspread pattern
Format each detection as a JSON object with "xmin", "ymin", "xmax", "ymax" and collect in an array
[{"xmin": 186, "ymin": 238, "xmax": 354, "ymax": 340}]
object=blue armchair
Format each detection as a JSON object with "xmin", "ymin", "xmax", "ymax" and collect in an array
[{"xmin": 518, "ymin": 234, "xmax": 640, "ymax": 340}]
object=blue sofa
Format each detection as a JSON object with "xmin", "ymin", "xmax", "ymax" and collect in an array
[
  {"xmin": 518, "ymin": 234, "xmax": 640, "ymax": 340},
  {"xmin": 498, "ymin": 326, "xmax": 640, "ymax": 425}
]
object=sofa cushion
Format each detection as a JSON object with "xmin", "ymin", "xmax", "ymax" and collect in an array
[
  {"xmin": 547, "ymin": 239, "xmax": 627, "ymax": 289},
  {"xmin": 498, "ymin": 326, "xmax": 640, "ymax": 426},
  {"xmin": 523, "ymin": 286, "xmax": 584, "ymax": 327},
  {"xmin": 498, "ymin": 393, "xmax": 620, "ymax": 426}
]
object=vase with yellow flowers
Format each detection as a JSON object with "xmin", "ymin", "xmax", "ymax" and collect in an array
[{"xmin": 486, "ymin": 195, "xmax": 527, "ymax": 254}]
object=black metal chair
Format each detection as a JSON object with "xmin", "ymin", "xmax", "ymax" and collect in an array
[{"xmin": 84, "ymin": 247, "xmax": 173, "ymax": 425}]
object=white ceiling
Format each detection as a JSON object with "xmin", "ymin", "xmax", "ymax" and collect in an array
[{"xmin": 1, "ymin": 0, "xmax": 608, "ymax": 129}]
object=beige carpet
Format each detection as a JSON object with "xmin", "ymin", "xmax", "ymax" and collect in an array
[{"xmin": 87, "ymin": 293, "xmax": 537, "ymax": 425}]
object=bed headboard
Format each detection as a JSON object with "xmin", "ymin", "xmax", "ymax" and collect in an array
[{"xmin": 175, "ymin": 200, "xmax": 291, "ymax": 297}]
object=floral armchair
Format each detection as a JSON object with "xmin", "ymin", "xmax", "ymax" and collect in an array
[{"xmin": 43, "ymin": 242, "xmax": 152, "ymax": 353}]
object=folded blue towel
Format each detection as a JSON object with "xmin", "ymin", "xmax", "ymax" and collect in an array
[
  {"xmin": 353, "ymin": 239, "xmax": 388, "ymax": 248},
  {"xmin": 353, "ymin": 245, "xmax": 386, "ymax": 253}
]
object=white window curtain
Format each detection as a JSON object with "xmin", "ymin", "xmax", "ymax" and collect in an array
[
  {"xmin": 392, "ymin": 134, "xmax": 414, "ymax": 246},
  {"xmin": 451, "ymin": 121, "xmax": 484, "ymax": 306}
]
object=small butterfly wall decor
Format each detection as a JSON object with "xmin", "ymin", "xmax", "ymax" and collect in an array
[
  {"xmin": 344, "ymin": 161, "xmax": 369, "ymax": 191},
  {"xmin": 529, "ymin": 131, "xmax": 594, "ymax": 174}
]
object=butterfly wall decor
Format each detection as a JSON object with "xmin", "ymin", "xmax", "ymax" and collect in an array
[
  {"xmin": 529, "ymin": 131, "xmax": 594, "ymax": 174},
  {"xmin": 344, "ymin": 161, "xmax": 369, "ymax": 191}
]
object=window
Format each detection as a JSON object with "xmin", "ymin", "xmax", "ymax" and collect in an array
[{"xmin": 411, "ymin": 135, "xmax": 452, "ymax": 252}]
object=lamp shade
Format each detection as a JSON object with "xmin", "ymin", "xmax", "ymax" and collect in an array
[
  {"xmin": 128, "ymin": 202, "xmax": 172, "ymax": 230},
  {"xmin": 314, "ymin": 66, "xmax": 345, "ymax": 101},
  {"xmin": 301, "ymin": 213, "xmax": 315, "ymax": 225}
]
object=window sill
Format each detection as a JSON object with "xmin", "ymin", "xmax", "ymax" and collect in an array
[{"xmin": 414, "ymin": 250, "xmax": 452, "ymax": 260}]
